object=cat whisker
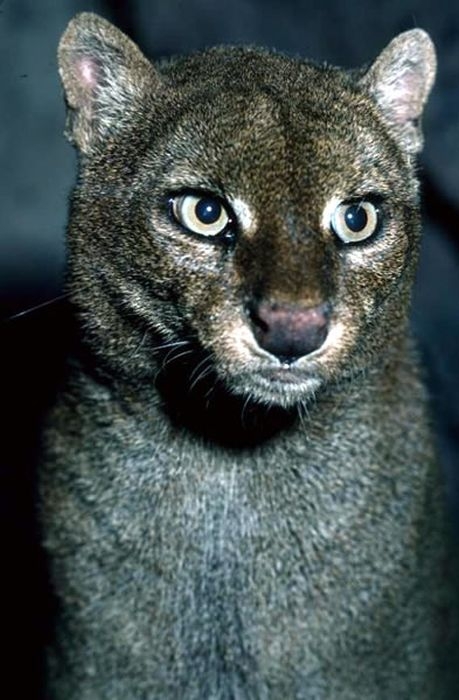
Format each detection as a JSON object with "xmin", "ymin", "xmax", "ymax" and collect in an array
[
  {"xmin": 162, "ymin": 348, "xmax": 194, "ymax": 368},
  {"xmin": 297, "ymin": 401, "xmax": 310, "ymax": 431},
  {"xmin": 240, "ymin": 394, "xmax": 252, "ymax": 430},
  {"xmin": 152, "ymin": 345, "xmax": 195, "ymax": 384},
  {"xmin": 204, "ymin": 381, "xmax": 218, "ymax": 409},
  {"xmin": 151, "ymin": 339, "xmax": 191, "ymax": 354},
  {"xmin": 188, "ymin": 360, "xmax": 213, "ymax": 393},
  {"xmin": 126, "ymin": 333, "xmax": 194, "ymax": 366},
  {"xmin": 188, "ymin": 354, "xmax": 212, "ymax": 383},
  {"xmin": 3, "ymin": 292, "xmax": 71, "ymax": 322}
]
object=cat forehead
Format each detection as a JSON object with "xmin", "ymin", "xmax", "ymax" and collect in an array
[
  {"xmin": 162, "ymin": 47, "xmax": 352, "ymax": 105},
  {"xmin": 156, "ymin": 49, "xmax": 376, "ymax": 151},
  {"xmin": 152, "ymin": 63, "xmax": 382, "ymax": 175},
  {"xmin": 135, "ymin": 55, "xmax": 401, "ymax": 204}
]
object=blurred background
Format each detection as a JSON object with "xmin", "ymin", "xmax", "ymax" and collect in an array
[{"xmin": 1, "ymin": 0, "xmax": 458, "ymax": 695}]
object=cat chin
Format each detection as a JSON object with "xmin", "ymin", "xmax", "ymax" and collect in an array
[{"xmin": 227, "ymin": 371, "xmax": 323, "ymax": 409}]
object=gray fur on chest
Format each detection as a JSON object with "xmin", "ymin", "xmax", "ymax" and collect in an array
[{"xmin": 41, "ymin": 371, "xmax": 442, "ymax": 699}]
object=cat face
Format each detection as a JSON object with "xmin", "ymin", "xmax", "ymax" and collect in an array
[{"xmin": 60, "ymin": 14, "xmax": 435, "ymax": 408}]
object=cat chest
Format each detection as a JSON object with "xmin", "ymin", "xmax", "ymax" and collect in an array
[
  {"xmin": 54, "ymin": 439, "xmax": 394, "ymax": 676},
  {"xmin": 90, "ymin": 454, "xmax": 326, "ymax": 686},
  {"xmin": 43, "ymin": 409, "xmax": 433, "ymax": 698}
]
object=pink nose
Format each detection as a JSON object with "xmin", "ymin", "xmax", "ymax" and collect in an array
[{"xmin": 249, "ymin": 301, "xmax": 329, "ymax": 363}]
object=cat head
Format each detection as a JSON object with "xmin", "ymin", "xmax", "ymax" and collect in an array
[{"xmin": 59, "ymin": 13, "xmax": 436, "ymax": 409}]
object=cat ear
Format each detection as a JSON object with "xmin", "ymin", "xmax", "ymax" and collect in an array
[
  {"xmin": 359, "ymin": 29, "xmax": 436, "ymax": 154},
  {"xmin": 58, "ymin": 13, "xmax": 160, "ymax": 153}
]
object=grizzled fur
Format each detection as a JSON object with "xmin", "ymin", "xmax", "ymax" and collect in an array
[{"xmin": 40, "ymin": 12, "xmax": 457, "ymax": 699}]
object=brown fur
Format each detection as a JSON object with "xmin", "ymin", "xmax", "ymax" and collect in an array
[{"xmin": 40, "ymin": 13, "xmax": 457, "ymax": 698}]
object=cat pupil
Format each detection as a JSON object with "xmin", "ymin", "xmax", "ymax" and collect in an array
[
  {"xmin": 195, "ymin": 198, "xmax": 221, "ymax": 225},
  {"xmin": 344, "ymin": 205, "xmax": 367, "ymax": 232}
]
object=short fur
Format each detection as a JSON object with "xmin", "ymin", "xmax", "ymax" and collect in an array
[{"xmin": 40, "ymin": 13, "xmax": 457, "ymax": 698}]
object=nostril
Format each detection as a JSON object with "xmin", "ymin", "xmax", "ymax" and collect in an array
[
  {"xmin": 248, "ymin": 305, "xmax": 269, "ymax": 333},
  {"xmin": 248, "ymin": 301, "xmax": 330, "ymax": 362}
]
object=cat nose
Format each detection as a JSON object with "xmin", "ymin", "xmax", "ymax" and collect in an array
[{"xmin": 248, "ymin": 301, "xmax": 330, "ymax": 364}]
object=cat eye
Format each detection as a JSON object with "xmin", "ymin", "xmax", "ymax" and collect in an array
[
  {"xmin": 330, "ymin": 200, "xmax": 380, "ymax": 244},
  {"xmin": 171, "ymin": 193, "xmax": 232, "ymax": 238}
]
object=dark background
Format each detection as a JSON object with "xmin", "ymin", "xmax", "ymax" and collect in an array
[{"xmin": 1, "ymin": 0, "xmax": 458, "ymax": 696}]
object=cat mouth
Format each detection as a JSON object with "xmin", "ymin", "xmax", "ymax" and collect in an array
[
  {"xmin": 236, "ymin": 371, "xmax": 322, "ymax": 407},
  {"xmin": 260, "ymin": 363, "xmax": 314, "ymax": 383},
  {"xmin": 221, "ymin": 321, "xmax": 348, "ymax": 406},
  {"xmin": 228, "ymin": 354, "xmax": 324, "ymax": 407}
]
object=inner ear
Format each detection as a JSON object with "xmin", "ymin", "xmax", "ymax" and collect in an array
[
  {"xmin": 63, "ymin": 54, "xmax": 102, "ymax": 112},
  {"xmin": 58, "ymin": 13, "xmax": 160, "ymax": 152},
  {"xmin": 76, "ymin": 56, "xmax": 100, "ymax": 92},
  {"xmin": 359, "ymin": 29, "xmax": 436, "ymax": 154},
  {"xmin": 376, "ymin": 63, "xmax": 432, "ymax": 126}
]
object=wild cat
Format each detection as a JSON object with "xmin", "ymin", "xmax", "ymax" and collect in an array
[{"xmin": 40, "ymin": 13, "xmax": 457, "ymax": 699}]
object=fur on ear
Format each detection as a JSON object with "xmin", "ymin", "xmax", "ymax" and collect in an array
[
  {"xmin": 58, "ymin": 13, "xmax": 160, "ymax": 153},
  {"xmin": 359, "ymin": 29, "xmax": 436, "ymax": 155}
]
